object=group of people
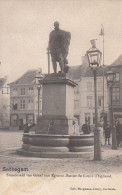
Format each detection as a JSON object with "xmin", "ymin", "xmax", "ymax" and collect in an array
[
  {"xmin": 80, "ymin": 118, "xmax": 122, "ymax": 147},
  {"xmin": 104, "ymin": 119, "xmax": 122, "ymax": 146}
]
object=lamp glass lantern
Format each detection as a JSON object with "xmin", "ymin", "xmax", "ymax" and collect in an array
[
  {"xmin": 105, "ymin": 70, "xmax": 116, "ymax": 83},
  {"xmin": 87, "ymin": 48, "xmax": 102, "ymax": 69}
]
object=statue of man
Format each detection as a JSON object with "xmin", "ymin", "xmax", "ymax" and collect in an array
[{"xmin": 48, "ymin": 22, "xmax": 71, "ymax": 74}]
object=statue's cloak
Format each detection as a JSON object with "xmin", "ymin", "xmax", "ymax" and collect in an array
[{"xmin": 49, "ymin": 29, "xmax": 71, "ymax": 59}]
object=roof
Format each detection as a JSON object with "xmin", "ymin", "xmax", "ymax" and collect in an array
[
  {"xmin": 111, "ymin": 55, "xmax": 122, "ymax": 66},
  {"xmin": 9, "ymin": 69, "xmax": 37, "ymax": 85},
  {"xmin": 83, "ymin": 66, "xmax": 108, "ymax": 77},
  {"xmin": 9, "ymin": 62, "xmax": 119, "ymax": 86},
  {"xmin": 68, "ymin": 65, "xmax": 82, "ymax": 79},
  {"xmin": 0, "ymin": 78, "xmax": 7, "ymax": 90},
  {"xmin": 68, "ymin": 65, "xmax": 108, "ymax": 79}
]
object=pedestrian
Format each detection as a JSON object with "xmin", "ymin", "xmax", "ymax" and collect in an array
[
  {"xmin": 104, "ymin": 121, "xmax": 111, "ymax": 145},
  {"xmin": 116, "ymin": 120, "xmax": 122, "ymax": 147},
  {"xmin": 23, "ymin": 123, "xmax": 29, "ymax": 133},
  {"xmin": 82, "ymin": 121, "xmax": 91, "ymax": 134}
]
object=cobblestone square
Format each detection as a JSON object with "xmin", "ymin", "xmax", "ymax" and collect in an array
[
  {"xmin": 0, "ymin": 130, "xmax": 122, "ymax": 175},
  {"xmin": 0, "ymin": 131, "xmax": 122, "ymax": 195}
]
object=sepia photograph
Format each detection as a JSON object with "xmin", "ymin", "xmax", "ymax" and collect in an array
[{"xmin": 0, "ymin": 0, "xmax": 122, "ymax": 194}]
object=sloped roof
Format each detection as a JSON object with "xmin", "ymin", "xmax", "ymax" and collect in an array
[
  {"xmin": 9, "ymin": 65, "xmax": 111, "ymax": 86},
  {"xmin": 9, "ymin": 69, "xmax": 37, "ymax": 85},
  {"xmin": 111, "ymin": 55, "xmax": 122, "ymax": 66},
  {"xmin": 68, "ymin": 65, "xmax": 82, "ymax": 79},
  {"xmin": 0, "ymin": 78, "xmax": 7, "ymax": 90},
  {"xmin": 68, "ymin": 65, "xmax": 108, "ymax": 79}
]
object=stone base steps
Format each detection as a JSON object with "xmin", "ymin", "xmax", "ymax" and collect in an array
[
  {"xmin": 17, "ymin": 133, "xmax": 94, "ymax": 158},
  {"xmin": 17, "ymin": 148, "xmax": 93, "ymax": 158}
]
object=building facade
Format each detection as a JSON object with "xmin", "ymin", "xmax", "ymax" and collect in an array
[
  {"xmin": 0, "ymin": 77, "xmax": 10, "ymax": 129},
  {"xmin": 70, "ymin": 55, "xmax": 122, "ymax": 126},
  {"xmin": 69, "ymin": 65, "xmax": 108, "ymax": 127},
  {"xmin": 9, "ymin": 56, "xmax": 122, "ymax": 130},
  {"xmin": 109, "ymin": 55, "xmax": 122, "ymax": 121},
  {"xmin": 9, "ymin": 69, "xmax": 42, "ymax": 130}
]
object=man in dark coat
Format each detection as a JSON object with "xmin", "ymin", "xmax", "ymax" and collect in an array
[
  {"xmin": 104, "ymin": 121, "xmax": 111, "ymax": 145},
  {"xmin": 116, "ymin": 120, "xmax": 122, "ymax": 147},
  {"xmin": 82, "ymin": 121, "xmax": 91, "ymax": 134}
]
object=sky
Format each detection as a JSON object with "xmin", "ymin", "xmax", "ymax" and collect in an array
[{"xmin": 0, "ymin": 0, "xmax": 122, "ymax": 82}]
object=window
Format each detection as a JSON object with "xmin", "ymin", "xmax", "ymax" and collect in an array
[
  {"xmin": 87, "ymin": 82, "xmax": 92, "ymax": 92},
  {"xmin": 21, "ymin": 88, "xmax": 25, "ymax": 95},
  {"xmin": 113, "ymin": 88, "xmax": 120, "ymax": 101},
  {"xmin": 20, "ymin": 100, "xmax": 25, "ymax": 109},
  {"xmin": 98, "ymin": 96, "xmax": 103, "ymax": 107},
  {"xmin": 28, "ymin": 99, "xmax": 33, "ymax": 110},
  {"xmin": 28, "ymin": 87, "xmax": 33, "ymax": 95},
  {"xmin": 115, "ymin": 73, "xmax": 119, "ymax": 81},
  {"xmin": 12, "ymin": 88, "xmax": 18, "ymax": 96},
  {"xmin": 85, "ymin": 113, "xmax": 90, "ymax": 124},
  {"xmin": 13, "ymin": 100, "xmax": 18, "ymax": 110},
  {"xmin": 74, "ymin": 100, "xmax": 79, "ymax": 110},
  {"xmin": 74, "ymin": 85, "xmax": 79, "ymax": 94},
  {"xmin": 86, "ymin": 96, "xmax": 92, "ymax": 107}
]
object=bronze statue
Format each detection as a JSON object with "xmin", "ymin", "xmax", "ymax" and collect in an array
[{"xmin": 48, "ymin": 22, "xmax": 71, "ymax": 74}]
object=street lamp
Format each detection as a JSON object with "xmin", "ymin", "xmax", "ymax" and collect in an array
[
  {"xmin": 35, "ymin": 69, "xmax": 44, "ymax": 118},
  {"xmin": 105, "ymin": 70, "xmax": 117, "ymax": 150},
  {"xmin": 86, "ymin": 40, "xmax": 102, "ymax": 160}
]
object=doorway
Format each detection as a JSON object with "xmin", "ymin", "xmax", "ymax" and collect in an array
[{"xmin": 19, "ymin": 119, "xmax": 23, "ymax": 130}]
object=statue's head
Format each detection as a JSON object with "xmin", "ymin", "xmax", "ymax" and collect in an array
[{"xmin": 54, "ymin": 21, "xmax": 60, "ymax": 30}]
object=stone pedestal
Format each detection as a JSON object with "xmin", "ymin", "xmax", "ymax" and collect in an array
[{"xmin": 36, "ymin": 74, "xmax": 77, "ymax": 135}]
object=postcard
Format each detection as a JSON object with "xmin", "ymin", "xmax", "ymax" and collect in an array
[{"xmin": 0, "ymin": 0, "xmax": 122, "ymax": 194}]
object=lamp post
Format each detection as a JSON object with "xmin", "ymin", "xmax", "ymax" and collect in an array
[
  {"xmin": 86, "ymin": 40, "xmax": 102, "ymax": 160},
  {"xmin": 105, "ymin": 70, "xmax": 117, "ymax": 150},
  {"xmin": 35, "ymin": 69, "xmax": 44, "ymax": 118}
]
